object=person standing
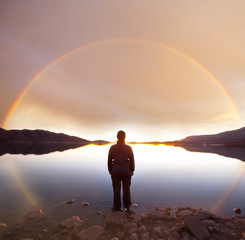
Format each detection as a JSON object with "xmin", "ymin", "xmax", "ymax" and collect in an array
[{"xmin": 108, "ymin": 130, "xmax": 135, "ymax": 213}]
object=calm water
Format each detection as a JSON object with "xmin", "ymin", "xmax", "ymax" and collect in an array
[{"xmin": 0, "ymin": 144, "xmax": 245, "ymax": 226}]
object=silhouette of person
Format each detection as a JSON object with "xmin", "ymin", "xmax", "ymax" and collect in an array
[{"xmin": 108, "ymin": 130, "xmax": 135, "ymax": 212}]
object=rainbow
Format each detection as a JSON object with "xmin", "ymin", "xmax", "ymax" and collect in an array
[
  {"xmin": 8, "ymin": 162, "xmax": 38, "ymax": 207},
  {"xmin": 1, "ymin": 38, "xmax": 241, "ymax": 128},
  {"xmin": 211, "ymin": 162, "xmax": 245, "ymax": 213},
  {"xmin": 2, "ymin": 38, "xmax": 244, "ymax": 213}
]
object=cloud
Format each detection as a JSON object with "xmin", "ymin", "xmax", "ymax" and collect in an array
[
  {"xmin": 7, "ymin": 40, "xmax": 239, "ymax": 134},
  {"xmin": 1, "ymin": 0, "xmax": 245, "ymax": 139}
]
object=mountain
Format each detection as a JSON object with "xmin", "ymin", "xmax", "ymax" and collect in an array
[
  {"xmin": 174, "ymin": 127, "xmax": 245, "ymax": 145},
  {"xmin": 0, "ymin": 128, "xmax": 92, "ymax": 156},
  {"xmin": 0, "ymin": 128, "xmax": 90, "ymax": 144},
  {"xmin": 162, "ymin": 127, "xmax": 245, "ymax": 161}
]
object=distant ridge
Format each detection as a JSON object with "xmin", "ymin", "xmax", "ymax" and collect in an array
[
  {"xmin": 0, "ymin": 128, "xmax": 90, "ymax": 144},
  {"xmin": 164, "ymin": 126, "xmax": 245, "ymax": 146}
]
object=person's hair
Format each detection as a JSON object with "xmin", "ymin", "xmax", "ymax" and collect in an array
[{"xmin": 117, "ymin": 130, "xmax": 126, "ymax": 141}]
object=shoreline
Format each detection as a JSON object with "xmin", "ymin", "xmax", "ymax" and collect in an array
[{"xmin": 1, "ymin": 205, "xmax": 244, "ymax": 240}]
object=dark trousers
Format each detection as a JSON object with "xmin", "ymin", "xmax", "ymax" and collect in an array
[{"xmin": 111, "ymin": 172, "xmax": 131, "ymax": 210}]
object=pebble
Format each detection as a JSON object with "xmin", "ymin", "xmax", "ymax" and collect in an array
[
  {"xmin": 234, "ymin": 208, "xmax": 241, "ymax": 214},
  {"xmin": 23, "ymin": 209, "xmax": 42, "ymax": 221},
  {"xmin": 65, "ymin": 199, "xmax": 75, "ymax": 204},
  {"xmin": 154, "ymin": 205, "xmax": 160, "ymax": 210},
  {"xmin": 82, "ymin": 201, "xmax": 90, "ymax": 206},
  {"xmin": 0, "ymin": 223, "xmax": 7, "ymax": 230}
]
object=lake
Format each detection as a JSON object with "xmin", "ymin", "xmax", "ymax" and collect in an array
[{"xmin": 0, "ymin": 143, "xmax": 245, "ymax": 228}]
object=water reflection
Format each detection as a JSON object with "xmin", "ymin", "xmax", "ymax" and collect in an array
[
  {"xmin": 185, "ymin": 145, "xmax": 245, "ymax": 162},
  {"xmin": 0, "ymin": 142, "xmax": 91, "ymax": 156},
  {"xmin": 0, "ymin": 144, "xmax": 245, "ymax": 228}
]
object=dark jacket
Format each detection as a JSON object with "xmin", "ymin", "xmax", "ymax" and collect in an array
[{"xmin": 108, "ymin": 141, "xmax": 135, "ymax": 175}]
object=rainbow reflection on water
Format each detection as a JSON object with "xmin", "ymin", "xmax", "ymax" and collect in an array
[{"xmin": 0, "ymin": 144, "xmax": 245, "ymax": 226}]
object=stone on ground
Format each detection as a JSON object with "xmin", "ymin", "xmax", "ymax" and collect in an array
[
  {"xmin": 78, "ymin": 225, "xmax": 104, "ymax": 240},
  {"xmin": 185, "ymin": 215, "xmax": 210, "ymax": 240},
  {"xmin": 59, "ymin": 216, "xmax": 83, "ymax": 229},
  {"xmin": 105, "ymin": 212, "xmax": 127, "ymax": 225}
]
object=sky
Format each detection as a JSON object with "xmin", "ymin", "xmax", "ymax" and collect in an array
[{"xmin": 0, "ymin": 0, "xmax": 245, "ymax": 141}]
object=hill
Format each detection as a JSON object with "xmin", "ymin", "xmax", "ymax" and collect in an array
[
  {"xmin": 174, "ymin": 126, "xmax": 245, "ymax": 145},
  {"xmin": 0, "ymin": 128, "xmax": 90, "ymax": 144}
]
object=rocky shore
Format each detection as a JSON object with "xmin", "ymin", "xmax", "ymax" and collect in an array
[{"xmin": 1, "ymin": 205, "xmax": 245, "ymax": 240}]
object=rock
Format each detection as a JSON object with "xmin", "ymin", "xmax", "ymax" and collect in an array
[
  {"xmin": 154, "ymin": 205, "xmax": 160, "ymax": 210},
  {"xmin": 152, "ymin": 226, "xmax": 163, "ymax": 237},
  {"xmin": 182, "ymin": 232, "xmax": 190, "ymax": 240},
  {"xmin": 61, "ymin": 229, "xmax": 70, "ymax": 233},
  {"xmin": 138, "ymin": 225, "xmax": 147, "ymax": 233},
  {"xmin": 202, "ymin": 219, "xmax": 217, "ymax": 226},
  {"xmin": 105, "ymin": 212, "xmax": 127, "ymax": 225},
  {"xmin": 140, "ymin": 232, "xmax": 150, "ymax": 240},
  {"xmin": 82, "ymin": 201, "xmax": 90, "ymax": 206},
  {"xmin": 35, "ymin": 233, "xmax": 43, "ymax": 239},
  {"xmin": 59, "ymin": 216, "xmax": 83, "ymax": 229},
  {"xmin": 78, "ymin": 225, "xmax": 105, "ymax": 240},
  {"xmin": 23, "ymin": 209, "xmax": 42, "ymax": 221},
  {"xmin": 129, "ymin": 233, "xmax": 138, "ymax": 240},
  {"xmin": 147, "ymin": 210, "xmax": 168, "ymax": 220},
  {"xmin": 234, "ymin": 208, "xmax": 241, "ymax": 214},
  {"xmin": 140, "ymin": 213, "xmax": 149, "ymax": 219},
  {"xmin": 111, "ymin": 238, "xmax": 120, "ymax": 240},
  {"xmin": 123, "ymin": 221, "xmax": 138, "ymax": 234},
  {"xmin": 97, "ymin": 211, "xmax": 103, "ymax": 215},
  {"xmin": 126, "ymin": 208, "xmax": 136, "ymax": 215},
  {"xmin": 226, "ymin": 221, "xmax": 234, "ymax": 228},
  {"xmin": 52, "ymin": 234, "xmax": 72, "ymax": 240},
  {"xmin": 116, "ymin": 231, "xmax": 125, "ymax": 238},
  {"xmin": 65, "ymin": 199, "xmax": 75, "ymax": 204},
  {"xmin": 133, "ymin": 203, "xmax": 138, "ymax": 207},
  {"xmin": 20, "ymin": 239, "xmax": 34, "ymax": 240},
  {"xmin": 0, "ymin": 223, "xmax": 7, "ymax": 231},
  {"xmin": 194, "ymin": 210, "xmax": 213, "ymax": 220},
  {"xmin": 185, "ymin": 215, "xmax": 210, "ymax": 240},
  {"xmin": 167, "ymin": 236, "xmax": 180, "ymax": 240},
  {"xmin": 178, "ymin": 210, "xmax": 193, "ymax": 217}
]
